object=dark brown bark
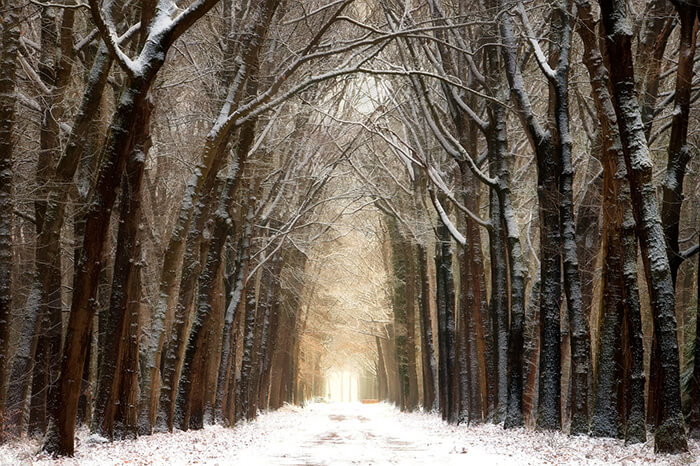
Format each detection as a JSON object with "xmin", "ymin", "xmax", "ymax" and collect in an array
[
  {"xmin": 0, "ymin": 1, "xmax": 20, "ymax": 432},
  {"xmin": 488, "ymin": 93, "xmax": 527, "ymax": 430},
  {"xmin": 94, "ymin": 97, "xmax": 153, "ymax": 439},
  {"xmin": 142, "ymin": 1, "xmax": 280, "ymax": 428},
  {"xmin": 405, "ymin": 246, "xmax": 419, "ymax": 411},
  {"xmin": 591, "ymin": 139, "xmax": 626, "ymax": 439},
  {"xmin": 258, "ymin": 254, "xmax": 283, "ymax": 410},
  {"xmin": 386, "ymin": 217, "xmax": 409, "ymax": 410},
  {"xmin": 6, "ymin": 40, "xmax": 115, "ymax": 437},
  {"xmin": 435, "ymin": 216, "xmax": 456, "ymax": 422},
  {"xmin": 157, "ymin": 192, "xmax": 218, "ymax": 432},
  {"xmin": 690, "ymin": 251, "xmax": 700, "ymax": 438},
  {"xmin": 31, "ymin": 5, "xmax": 77, "ymax": 436},
  {"xmin": 599, "ymin": 0, "xmax": 688, "ymax": 453},
  {"xmin": 43, "ymin": 1, "xmax": 219, "ymax": 453},
  {"xmin": 416, "ymin": 245, "xmax": 437, "ymax": 412},
  {"xmin": 499, "ymin": 0, "xmax": 591, "ymax": 432},
  {"xmin": 463, "ymin": 182, "xmax": 490, "ymax": 423},
  {"xmin": 576, "ymin": 0, "xmax": 646, "ymax": 443},
  {"xmin": 174, "ymin": 224, "xmax": 229, "ymax": 430},
  {"xmin": 499, "ymin": 2, "xmax": 562, "ymax": 431},
  {"xmin": 43, "ymin": 76, "xmax": 150, "ymax": 455},
  {"xmin": 114, "ymin": 263, "xmax": 142, "ymax": 439},
  {"xmin": 661, "ymin": 5, "xmax": 697, "ymax": 285},
  {"xmin": 215, "ymin": 237, "xmax": 247, "ymax": 422},
  {"xmin": 235, "ymin": 282, "xmax": 257, "ymax": 422},
  {"xmin": 522, "ymin": 272, "xmax": 541, "ymax": 424},
  {"xmin": 551, "ymin": 3, "xmax": 591, "ymax": 435},
  {"xmin": 636, "ymin": 0, "xmax": 675, "ymax": 138},
  {"xmin": 487, "ymin": 170, "xmax": 508, "ymax": 423}
]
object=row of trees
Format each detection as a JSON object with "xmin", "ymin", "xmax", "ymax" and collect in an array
[
  {"xmin": 350, "ymin": 0, "xmax": 699, "ymax": 456},
  {"xmin": 0, "ymin": 0, "xmax": 697, "ymax": 458},
  {"xmin": 0, "ymin": 0, "xmax": 392, "ymax": 456}
]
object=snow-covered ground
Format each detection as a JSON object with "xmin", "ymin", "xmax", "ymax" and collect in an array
[{"xmin": 2, "ymin": 402, "xmax": 699, "ymax": 465}]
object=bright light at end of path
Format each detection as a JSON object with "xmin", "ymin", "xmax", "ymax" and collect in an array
[{"xmin": 326, "ymin": 370, "xmax": 360, "ymax": 402}]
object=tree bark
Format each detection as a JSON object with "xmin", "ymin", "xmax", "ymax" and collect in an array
[
  {"xmin": 499, "ymin": 2, "xmax": 562, "ymax": 430},
  {"xmin": 94, "ymin": 97, "xmax": 153, "ymax": 439},
  {"xmin": 576, "ymin": 0, "xmax": 646, "ymax": 443},
  {"xmin": 435, "ymin": 216, "xmax": 456, "ymax": 422},
  {"xmin": 44, "ymin": 1, "xmax": 219, "ymax": 453},
  {"xmin": 417, "ymin": 245, "xmax": 437, "ymax": 412},
  {"xmin": 690, "ymin": 250, "xmax": 700, "ymax": 438},
  {"xmin": 598, "ymin": 0, "xmax": 688, "ymax": 453},
  {"xmin": 661, "ymin": 5, "xmax": 697, "ymax": 285},
  {"xmin": 636, "ymin": 0, "xmax": 675, "ymax": 138},
  {"xmin": 31, "ymin": 5, "xmax": 77, "ymax": 436},
  {"xmin": 0, "ymin": 0, "xmax": 20, "ymax": 431},
  {"xmin": 141, "ymin": 2, "xmax": 279, "ymax": 430},
  {"xmin": 405, "ymin": 246, "xmax": 419, "ymax": 411}
]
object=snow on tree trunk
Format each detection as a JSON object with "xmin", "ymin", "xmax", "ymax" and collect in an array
[
  {"xmin": 577, "ymin": 0, "xmax": 645, "ymax": 443},
  {"xmin": 44, "ymin": 0, "xmax": 221, "ymax": 453},
  {"xmin": 598, "ymin": 0, "xmax": 687, "ymax": 453},
  {"xmin": 141, "ymin": 1, "xmax": 279, "ymax": 430},
  {"xmin": 488, "ymin": 163, "xmax": 508, "ymax": 424},
  {"xmin": 435, "ymin": 216, "xmax": 456, "ymax": 423},
  {"xmin": 157, "ymin": 189, "xmax": 218, "ymax": 432},
  {"xmin": 94, "ymin": 97, "xmax": 153, "ymax": 440}
]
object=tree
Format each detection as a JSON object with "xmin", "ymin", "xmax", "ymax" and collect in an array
[
  {"xmin": 598, "ymin": 0, "xmax": 688, "ymax": 453},
  {"xmin": 0, "ymin": 0, "xmax": 20, "ymax": 429}
]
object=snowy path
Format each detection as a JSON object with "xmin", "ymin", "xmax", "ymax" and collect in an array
[
  {"xmin": 233, "ymin": 403, "xmax": 506, "ymax": 465},
  {"xmin": 2, "ymin": 402, "xmax": 699, "ymax": 465}
]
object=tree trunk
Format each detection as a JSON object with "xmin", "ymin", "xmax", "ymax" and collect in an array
[
  {"xmin": 140, "ymin": 2, "xmax": 279, "ymax": 429},
  {"xmin": 576, "ymin": 0, "xmax": 646, "ymax": 443},
  {"xmin": 499, "ymin": 1, "xmax": 563, "ymax": 430},
  {"xmin": 43, "ymin": 74, "xmax": 153, "ymax": 455},
  {"xmin": 488, "ymin": 95, "xmax": 527, "ymax": 430},
  {"xmin": 258, "ymin": 253, "xmax": 283, "ymax": 410},
  {"xmin": 435, "ymin": 217, "xmax": 456, "ymax": 422},
  {"xmin": 157, "ymin": 190, "xmax": 218, "ymax": 432},
  {"xmin": 6, "ymin": 41, "xmax": 114, "ymax": 436},
  {"xmin": 661, "ymin": 5, "xmax": 697, "ymax": 285},
  {"xmin": 31, "ymin": 5, "xmax": 77, "ymax": 436},
  {"xmin": 690, "ymin": 251, "xmax": 700, "ymax": 438},
  {"xmin": 488, "ymin": 173, "xmax": 508, "ymax": 423},
  {"xmin": 0, "ymin": 0, "xmax": 20, "ymax": 429},
  {"xmin": 386, "ymin": 216, "xmax": 411, "ymax": 411},
  {"xmin": 235, "ymin": 282, "xmax": 257, "ymax": 422},
  {"xmin": 549, "ymin": 3, "xmax": 591, "ymax": 434},
  {"xmin": 405, "ymin": 246, "xmax": 419, "ymax": 411},
  {"xmin": 522, "ymin": 271, "xmax": 541, "ymax": 425},
  {"xmin": 636, "ymin": 0, "xmax": 675, "ymax": 138},
  {"xmin": 94, "ymin": 97, "xmax": 153, "ymax": 439},
  {"xmin": 599, "ymin": 0, "xmax": 687, "ymax": 453},
  {"xmin": 416, "ymin": 245, "xmax": 437, "ymax": 412}
]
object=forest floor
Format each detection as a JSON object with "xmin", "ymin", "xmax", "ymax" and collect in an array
[{"xmin": 1, "ymin": 402, "xmax": 699, "ymax": 465}]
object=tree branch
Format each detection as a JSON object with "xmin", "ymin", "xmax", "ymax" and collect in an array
[{"xmin": 88, "ymin": 0, "xmax": 136, "ymax": 75}]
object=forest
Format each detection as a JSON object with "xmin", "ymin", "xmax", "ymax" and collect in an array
[{"xmin": 0, "ymin": 0, "xmax": 698, "ymax": 459}]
